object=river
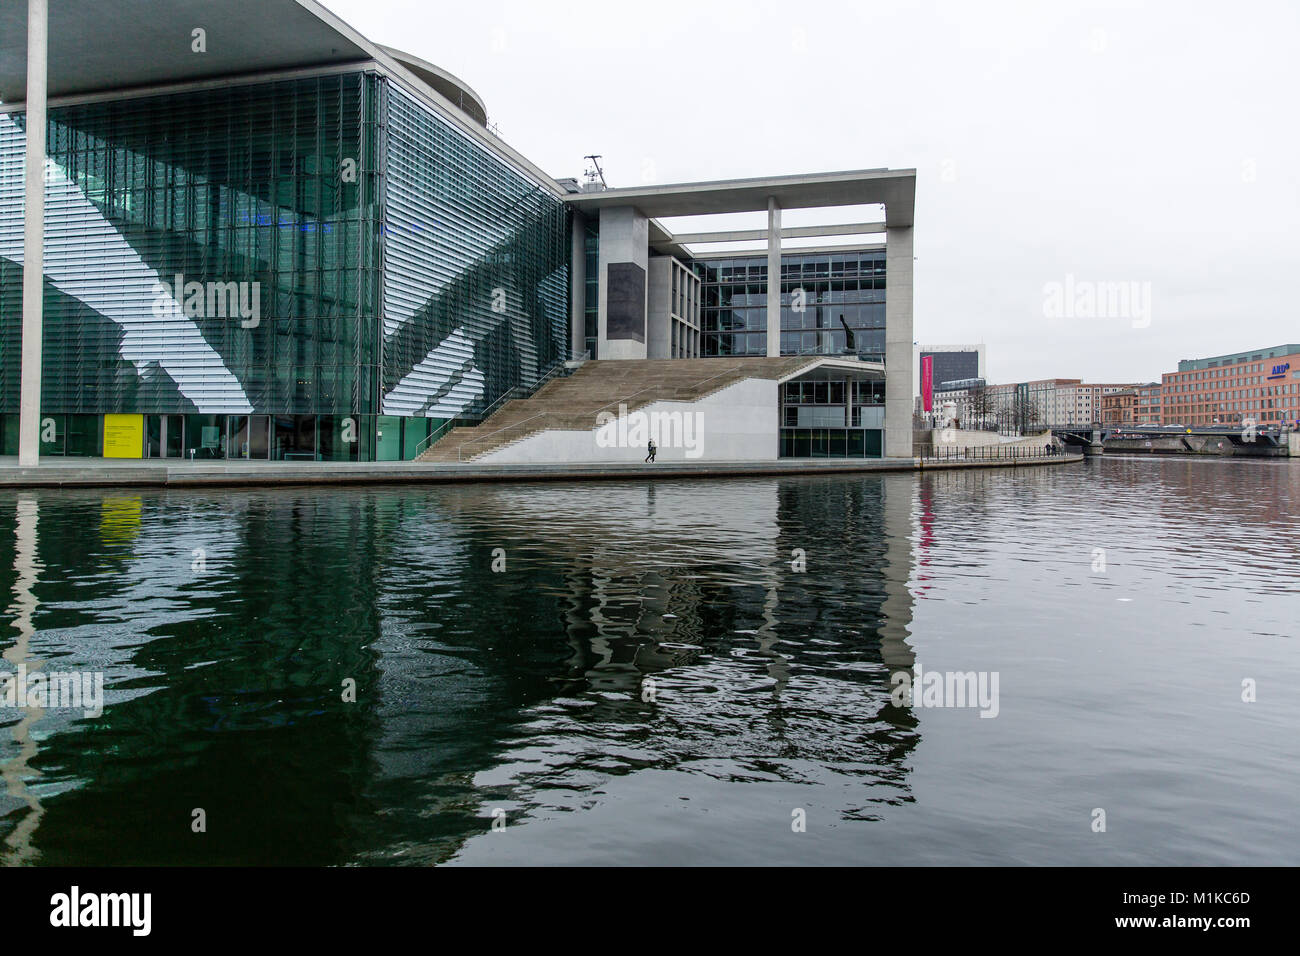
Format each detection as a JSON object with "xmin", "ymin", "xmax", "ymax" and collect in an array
[{"xmin": 0, "ymin": 455, "xmax": 1295, "ymax": 865}]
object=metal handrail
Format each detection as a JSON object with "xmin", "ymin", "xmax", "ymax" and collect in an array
[
  {"xmin": 413, "ymin": 385, "xmax": 520, "ymax": 458},
  {"xmin": 457, "ymin": 362, "xmax": 746, "ymax": 461},
  {"xmin": 412, "ymin": 350, "xmax": 589, "ymax": 458},
  {"xmin": 918, "ymin": 441, "xmax": 1068, "ymax": 462}
]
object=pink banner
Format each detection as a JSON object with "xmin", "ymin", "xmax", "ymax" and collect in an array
[{"xmin": 921, "ymin": 355, "xmax": 934, "ymax": 413}]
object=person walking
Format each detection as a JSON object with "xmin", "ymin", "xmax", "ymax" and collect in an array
[{"xmin": 644, "ymin": 439, "xmax": 657, "ymax": 463}]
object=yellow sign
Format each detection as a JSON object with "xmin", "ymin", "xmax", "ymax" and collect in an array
[{"xmin": 103, "ymin": 414, "xmax": 144, "ymax": 458}]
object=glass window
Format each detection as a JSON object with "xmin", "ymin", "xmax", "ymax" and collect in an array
[
  {"xmin": 56, "ymin": 415, "xmax": 98, "ymax": 457},
  {"xmin": 184, "ymin": 414, "xmax": 226, "ymax": 460},
  {"xmin": 272, "ymin": 415, "xmax": 316, "ymax": 461},
  {"xmin": 318, "ymin": 415, "xmax": 361, "ymax": 461},
  {"xmin": 794, "ymin": 429, "xmax": 811, "ymax": 458}
]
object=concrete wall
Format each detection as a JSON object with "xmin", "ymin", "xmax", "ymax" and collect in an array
[
  {"xmin": 927, "ymin": 429, "xmax": 1053, "ymax": 453},
  {"xmin": 1105, "ymin": 434, "xmax": 1290, "ymax": 457},
  {"xmin": 478, "ymin": 378, "xmax": 779, "ymax": 464},
  {"xmin": 597, "ymin": 205, "xmax": 649, "ymax": 360},
  {"xmin": 646, "ymin": 256, "xmax": 672, "ymax": 359},
  {"xmin": 885, "ymin": 226, "xmax": 914, "ymax": 458},
  {"xmin": 930, "ymin": 428, "xmax": 1052, "ymax": 450}
]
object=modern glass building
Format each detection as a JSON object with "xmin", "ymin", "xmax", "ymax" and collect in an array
[
  {"xmin": 694, "ymin": 249, "xmax": 887, "ymax": 359},
  {"xmin": 918, "ymin": 346, "xmax": 983, "ymax": 391},
  {"xmin": 1, "ymin": 54, "xmax": 567, "ymax": 460},
  {"xmin": 0, "ymin": 0, "xmax": 915, "ymax": 463}
]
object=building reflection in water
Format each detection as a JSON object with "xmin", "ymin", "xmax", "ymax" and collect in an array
[
  {"xmin": 1, "ymin": 497, "xmax": 45, "ymax": 864},
  {"xmin": 418, "ymin": 475, "xmax": 920, "ymax": 837},
  {"xmin": 0, "ymin": 474, "xmax": 918, "ymax": 865}
]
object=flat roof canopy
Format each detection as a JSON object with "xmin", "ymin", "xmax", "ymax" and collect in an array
[
  {"xmin": 378, "ymin": 45, "xmax": 486, "ymax": 126},
  {"xmin": 564, "ymin": 168, "xmax": 917, "ymax": 227},
  {"xmin": 0, "ymin": 0, "xmax": 374, "ymax": 103},
  {"xmin": 782, "ymin": 358, "xmax": 887, "ymax": 382}
]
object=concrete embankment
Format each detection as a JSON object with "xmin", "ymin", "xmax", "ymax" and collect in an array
[
  {"xmin": 914, "ymin": 427, "xmax": 1054, "ymax": 456},
  {"xmin": 1104, "ymin": 435, "xmax": 1290, "ymax": 457},
  {"xmin": 0, "ymin": 452, "xmax": 1083, "ymax": 490}
]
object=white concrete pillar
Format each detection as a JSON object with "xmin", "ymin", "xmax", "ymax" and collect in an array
[
  {"xmin": 645, "ymin": 256, "xmax": 672, "ymax": 359},
  {"xmin": 884, "ymin": 225, "xmax": 915, "ymax": 458},
  {"xmin": 18, "ymin": 0, "xmax": 48, "ymax": 468},
  {"xmin": 597, "ymin": 205, "xmax": 649, "ymax": 360},
  {"xmin": 766, "ymin": 197, "xmax": 781, "ymax": 357}
]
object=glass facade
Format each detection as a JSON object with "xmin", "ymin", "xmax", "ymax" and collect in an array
[
  {"xmin": 694, "ymin": 250, "xmax": 886, "ymax": 359},
  {"xmin": 0, "ymin": 68, "xmax": 569, "ymax": 460},
  {"xmin": 379, "ymin": 82, "xmax": 569, "ymax": 420},
  {"xmin": 779, "ymin": 428, "xmax": 882, "ymax": 458},
  {"xmin": 919, "ymin": 349, "xmax": 980, "ymax": 391},
  {"xmin": 0, "ymin": 73, "xmax": 383, "ymax": 420},
  {"xmin": 778, "ymin": 379, "xmax": 884, "ymax": 458},
  {"xmin": 582, "ymin": 217, "xmax": 599, "ymax": 358}
]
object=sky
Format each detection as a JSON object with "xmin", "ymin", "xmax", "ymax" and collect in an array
[{"xmin": 320, "ymin": 0, "xmax": 1299, "ymax": 384}]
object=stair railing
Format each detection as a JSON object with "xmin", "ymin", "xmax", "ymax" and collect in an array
[{"xmin": 413, "ymin": 350, "xmax": 589, "ymax": 458}]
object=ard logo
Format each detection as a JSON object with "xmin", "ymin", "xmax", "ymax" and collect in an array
[{"xmin": 1268, "ymin": 362, "xmax": 1290, "ymax": 379}]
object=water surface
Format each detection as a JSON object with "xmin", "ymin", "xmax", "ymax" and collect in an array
[{"xmin": 1, "ymin": 456, "xmax": 1296, "ymax": 865}]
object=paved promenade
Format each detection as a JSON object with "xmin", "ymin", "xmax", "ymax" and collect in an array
[{"xmin": 0, "ymin": 453, "xmax": 1082, "ymax": 489}]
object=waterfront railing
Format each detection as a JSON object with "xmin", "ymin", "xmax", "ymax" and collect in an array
[{"xmin": 918, "ymin": 443, "xmax": 1070, "ymax": 462}]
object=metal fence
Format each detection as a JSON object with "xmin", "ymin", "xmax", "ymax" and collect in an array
[{"xmin": 918, "ymin": 442, "xmax": 1069, "ymax": 462}]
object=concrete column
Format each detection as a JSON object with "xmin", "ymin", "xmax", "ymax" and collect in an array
[
  {"xmin": 645, "ymin": 257, "xmax": 672, "ymax": 359},
  {"xmin": 569, "ymin": 210, "xmax": 586, "ymax": 357},
  {"xmin": 18, "ymin": 0, "xmax": 48, "ymax": 468},
  {"xmin": 766, "ymin": 198, "xmax": 781, "ymax": 357},
  {"xmin": 884, "ymin": 225, "xmax": 914, "ymax": 458},
  {"xmin": 692, "ymin": 272, "xmax": 701, "ymax": 357},
  {"xmin": 597, "ymin": 205, "xmax": 649, "ymax": 360}
]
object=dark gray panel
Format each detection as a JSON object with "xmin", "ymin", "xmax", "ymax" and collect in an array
[{"xmin": 607, "ymin": 262, "xmax": 645, "ymax": 343}]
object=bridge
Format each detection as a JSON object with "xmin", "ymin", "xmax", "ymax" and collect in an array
[
  {"xmin": 1048, "ymin": 423, "xmax": 1291, "ymax": 455},
  {"xmin": 1049, "ymin": 425, "xmax": 1106, "ymax": 455}
]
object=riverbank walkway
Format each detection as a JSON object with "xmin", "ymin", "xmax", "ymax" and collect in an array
[{"xmin": 0, "ymin": 452, "xmax": 1083, "ymax": 489}]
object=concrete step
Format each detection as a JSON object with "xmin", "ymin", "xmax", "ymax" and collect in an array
[{"xmin": 417, "ymin": 357, "xmax": 822, "ymax": 462}]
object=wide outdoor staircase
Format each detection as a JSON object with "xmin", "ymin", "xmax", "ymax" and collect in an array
[{"xmin": 417, "ymin": 356, "xmax": 821, "ymax": 463}]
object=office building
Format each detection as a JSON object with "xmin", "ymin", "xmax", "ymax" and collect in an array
[
  {"xmin": 0, "ymin": 0, "xmax": 916, "ymax": 461},
  {"xmin": 1159, "ymin": 344, "xmax": 1300, "ymax": 427}
]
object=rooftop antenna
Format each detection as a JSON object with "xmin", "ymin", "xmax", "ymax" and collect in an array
[{"xmin": 583, "ymin": 155, "xmax": 607, "ymax": 190}]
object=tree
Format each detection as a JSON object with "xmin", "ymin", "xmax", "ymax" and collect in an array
[
  {"xmin": 1011, "ymin": 393, "xmax": 1044, "ymax": 433},
  {"xmin": 967, "ymin": 385, "xmax": 996, "ymax": 429}
]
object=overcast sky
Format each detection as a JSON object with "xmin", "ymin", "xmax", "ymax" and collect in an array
[{"xmin": 322, "ymin": 0, "xmax": 1299, "ymax": 384}]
